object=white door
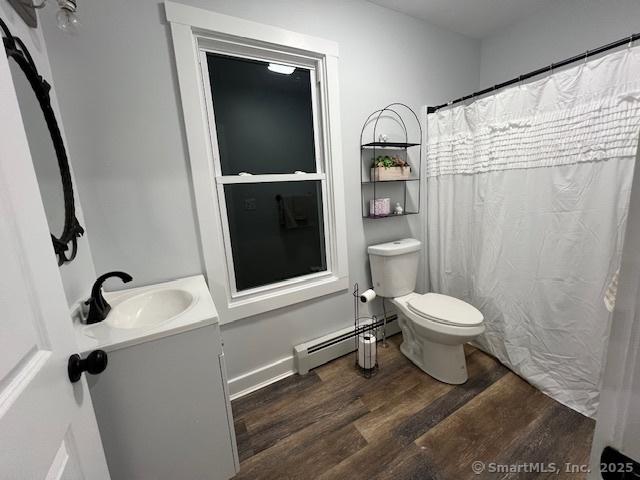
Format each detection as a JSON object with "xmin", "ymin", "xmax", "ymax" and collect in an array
[{"xmin": 0, "ymin": 48, "xmax": 110, "ymax": 478}]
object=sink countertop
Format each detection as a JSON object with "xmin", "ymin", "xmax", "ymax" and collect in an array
[{"xmin": 73, "ymin": 275, "xmax": 218, "ymax": 354}]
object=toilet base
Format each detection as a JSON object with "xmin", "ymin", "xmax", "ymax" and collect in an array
[
  {"xmin": 399, "ymin": 337, "xmax": 469, "ymax": 385},
  {"xmin": 391, "ymin": 296, "xmax": 483, "ymax": 385}
]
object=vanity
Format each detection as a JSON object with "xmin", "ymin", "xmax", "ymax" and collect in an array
[{"xmin": 73, "ymin": 275, "xmax": 239, "ymax": 480}]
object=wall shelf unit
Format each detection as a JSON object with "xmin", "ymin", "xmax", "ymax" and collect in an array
[
  {"xmin": 361, "ymin": 142, "xmax": 420, "ymax": 149},
  {"xmin": 360, "ymin": 103, "xmax": 422, "ymax": 220}
]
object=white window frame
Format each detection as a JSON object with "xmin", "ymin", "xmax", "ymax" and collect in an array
[{"xmin": 165, "ymin": 2, "xmax": 349, "ymax": 323}]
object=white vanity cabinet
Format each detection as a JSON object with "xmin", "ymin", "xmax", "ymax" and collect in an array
[{"xmin": 75, "ymin": 276, "xmax": 239, "ymax": 480}]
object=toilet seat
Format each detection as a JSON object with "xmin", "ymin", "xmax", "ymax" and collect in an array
[{"xmin": 407, "ymin": 293, "xmax": 483, "ymax": 327}]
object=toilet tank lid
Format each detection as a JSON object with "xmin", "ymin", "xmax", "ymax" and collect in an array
[{"xmin": 367, "ymin": 238, "xmax": 421, "ymax": 257}]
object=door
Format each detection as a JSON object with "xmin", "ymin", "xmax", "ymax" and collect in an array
[{"xmin": 0, "ymin": 47, "xmax": 110, "ymax": 478}]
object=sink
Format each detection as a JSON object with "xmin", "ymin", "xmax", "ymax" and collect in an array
[
  {"xmin": 73, "ymin": 275, "xmax": 216, "ymax": 352},
  {"xmin": 105, "ymin": 288, "xmax": 196, "ymax": 330}
]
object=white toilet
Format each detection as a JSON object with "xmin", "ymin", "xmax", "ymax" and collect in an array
[{"xmin": 368, "ymin": 238, "xmax": 485, "ymax": 384}]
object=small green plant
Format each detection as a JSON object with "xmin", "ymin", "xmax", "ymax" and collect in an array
[{"xmin": 372, "ymin": 155, "xmax": 409, "ymax": 169}]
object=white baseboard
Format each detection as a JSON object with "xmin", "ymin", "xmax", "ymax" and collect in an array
[
  {"xmin": 228, "ymin": 313, "xmax": 401, "ymax": 401},
  {"xmin": 295, "ymin": 317, "xmax": 400, "ymax": 374},
  {"xmin": 228, "ymin": 355, "xmax": 295, "ymax": 400}
]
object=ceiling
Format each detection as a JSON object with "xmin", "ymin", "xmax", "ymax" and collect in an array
[{"xmin": 366, "ymin": 0, "xmax": 553, "ymax": 39}]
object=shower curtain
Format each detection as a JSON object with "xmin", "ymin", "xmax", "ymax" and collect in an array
[{"xmin": 425, "ymin": 46, "xmax": 640, "ymax": 417}]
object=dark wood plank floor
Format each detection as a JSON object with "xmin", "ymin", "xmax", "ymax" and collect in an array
[{"xmin": 231, "ymin": 334, "xmax": 595, "ymax": 479}]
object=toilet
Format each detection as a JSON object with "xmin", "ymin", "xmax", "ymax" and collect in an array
[{"xmin": 368, "ymin": 238, "xmax": 485, "ymax": 384}]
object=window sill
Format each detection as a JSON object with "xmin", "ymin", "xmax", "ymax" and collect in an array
[{"xmin": 218, "ymin": 274, "xmax": 349, "ymax": 324}]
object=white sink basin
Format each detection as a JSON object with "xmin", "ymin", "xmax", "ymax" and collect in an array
[{"xmin": 105, "ymin": 288, "xmax": 196, "ymax": 330}]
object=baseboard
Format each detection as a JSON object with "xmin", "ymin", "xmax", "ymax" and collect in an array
[
  {"xmin": 228, "ymin": 355, "xmax": 295, "ymax": 400},
  {"xmin": 229, "ymin": 315, "xmax": 402, "ymax": 400},
  {"xmin": 294, "ymin": 316, "xmax": 400, "ymax": 374}
]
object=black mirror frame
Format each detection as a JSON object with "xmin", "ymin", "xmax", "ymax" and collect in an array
[{"xmin": 1, "ymin": 17, "xmax": 84, "ymax": 266}]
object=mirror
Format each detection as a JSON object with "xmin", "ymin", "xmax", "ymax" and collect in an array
[
  {"xmin": 10, "ymin": 62, "xmax": 66, "ymax": 237},
  {"xmin": 2, "ymin": 18, "xmax": 84, "ymax": 265}
]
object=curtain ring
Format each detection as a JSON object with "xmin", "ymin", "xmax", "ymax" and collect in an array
[
  {"xmin": 629, "ymin": 35, "xmax": 634, "ymax": 49},
  {"xmin": 584, "ymin": 50, "xmax": 589, "ymax": 64}
]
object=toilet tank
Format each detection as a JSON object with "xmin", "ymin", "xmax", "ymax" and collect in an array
[{"xmin": 367, "ymin": 238, "xmax": 421, "ymax": 298}]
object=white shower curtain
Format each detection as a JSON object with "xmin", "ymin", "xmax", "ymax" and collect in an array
[{"xmin": 425, "ymin": 46, "xmax": 640, "ymax": 417}]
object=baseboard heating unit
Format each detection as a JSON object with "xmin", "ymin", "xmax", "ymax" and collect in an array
[{"xmin": 294, "ymin": 315, "xmax": 400, "ymax": 375}]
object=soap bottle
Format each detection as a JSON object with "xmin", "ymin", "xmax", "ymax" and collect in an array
[{"xmin": 394, "ymin": 202, "xmax": 403, "ymax": 215}]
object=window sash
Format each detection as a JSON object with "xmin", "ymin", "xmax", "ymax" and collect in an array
[
  {"xmin": 216, "ymin": 173, "xmax": 326, "ymax": 184},
  {"xmin": 199, "ymin": 48, "xmax": 334, "ymax": 298},
  {"xmin": 199, "ymin": 48, "xmax": 324, "ymax": 178},
  {"xmin": 215, "ymin": 180, "xmax": 333, "ymax": 298}
]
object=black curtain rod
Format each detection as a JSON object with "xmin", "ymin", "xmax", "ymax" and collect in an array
[{"xmin": 427, "ymin": 31, "xmax": 640, "ymax": 114}]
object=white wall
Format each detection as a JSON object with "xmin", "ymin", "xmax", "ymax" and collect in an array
[
  {"xmin": 0, "ymin": 1, "xmax": 96, "ymax": 307},
  {"xmin": 479, "ymin": 0, "xmax": 640, "ymax": 87},
  {"xmin": 40, "ymin": 0, "xmax": 479, "ymax": 385}
]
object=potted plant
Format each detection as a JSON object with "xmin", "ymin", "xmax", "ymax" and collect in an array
[{"xmin": 371, "ymin": 155, "xmax": 411, "ymax": 181}]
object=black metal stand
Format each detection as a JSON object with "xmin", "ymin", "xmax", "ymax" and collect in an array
[
  {"xmin": 353, "ymin": 283, "xmax": 378, "ymax": 378},
  {"xmin": 360, "ymin": 103, "xmax": 422, "ymax": 220}
]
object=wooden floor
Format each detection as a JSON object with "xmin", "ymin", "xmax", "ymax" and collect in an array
[{"xmin": 231, "ymin": 335, "xmax": 595, "ymax": 479}]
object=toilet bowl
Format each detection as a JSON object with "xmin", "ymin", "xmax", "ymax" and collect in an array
[
  {"xmin": 367, "ymin": 238, "xmax": 485, "ymax": 384},
  {"xmin": 392, "ymin": 292, "xmax": 484, "ymax": 384}
]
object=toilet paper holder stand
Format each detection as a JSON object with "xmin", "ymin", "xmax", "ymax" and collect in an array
[{"xmin": 353, "ymin": 283, "xmax": 379, "ymax": 378}]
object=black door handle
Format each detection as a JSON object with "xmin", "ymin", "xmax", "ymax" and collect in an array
[{"xmin": 68, "ymin": 350, "xmax": 108, "ymax": 383}]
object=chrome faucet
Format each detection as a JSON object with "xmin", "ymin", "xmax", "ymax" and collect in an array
[{"xmin": 85, "ymin": 271, "xmax": 133, "ymax": 324}]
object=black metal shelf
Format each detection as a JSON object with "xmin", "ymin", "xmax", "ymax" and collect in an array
[
  {"xmin": 364, "ymin": 212, "xmax": 419, "ymax": 220},
  {"xmin": 361, "ymin": 142, "xmax": 420, "ymax": 149},
  {"xmin": 360, "ymin": 103, "xmax": 422, "ymax": 220},
  {"xmin": 362, "ymin": 178, "xmax": 420, "ymax": 184}
]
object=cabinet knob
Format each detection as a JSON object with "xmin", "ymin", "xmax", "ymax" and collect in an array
[{"xmin": 68, "ymin": 350, "xmax": 108, "ymax": 383}]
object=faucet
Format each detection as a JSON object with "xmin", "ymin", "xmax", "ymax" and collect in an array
[{"xmin": 85, "ymin": 271, "xmax": 133, "ymax": 324}]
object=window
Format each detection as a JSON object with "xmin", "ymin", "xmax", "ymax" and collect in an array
[
  {"xmin": 166, "ymin": 2, "xmax": 348, "ymax": 322},
  {"xmin": 203, "ymin": 53, "xmax": 328, "ymax": 294}
]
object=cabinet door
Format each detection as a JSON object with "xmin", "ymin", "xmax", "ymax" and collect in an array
[
  {"xmin": 88, "ymin": 324, "xmax": 238, "ymax": 479},
  {"xmin": 219, "ymin": 350, "xmax": 240, "ymax": 470}
]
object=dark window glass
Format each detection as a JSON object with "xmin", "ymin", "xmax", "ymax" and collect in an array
[
  {"xmin": 224, "ymin": 181, "xmax": 326, "ymax": 291},
  {"xmin": 207, "ymin": 53, "xmax": 317, "ymax": 175}
]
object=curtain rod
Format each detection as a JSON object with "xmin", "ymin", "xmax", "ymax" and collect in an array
[{"xmin": 427, "ymin": 31, "xmax": 640, "ymax": 114}]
